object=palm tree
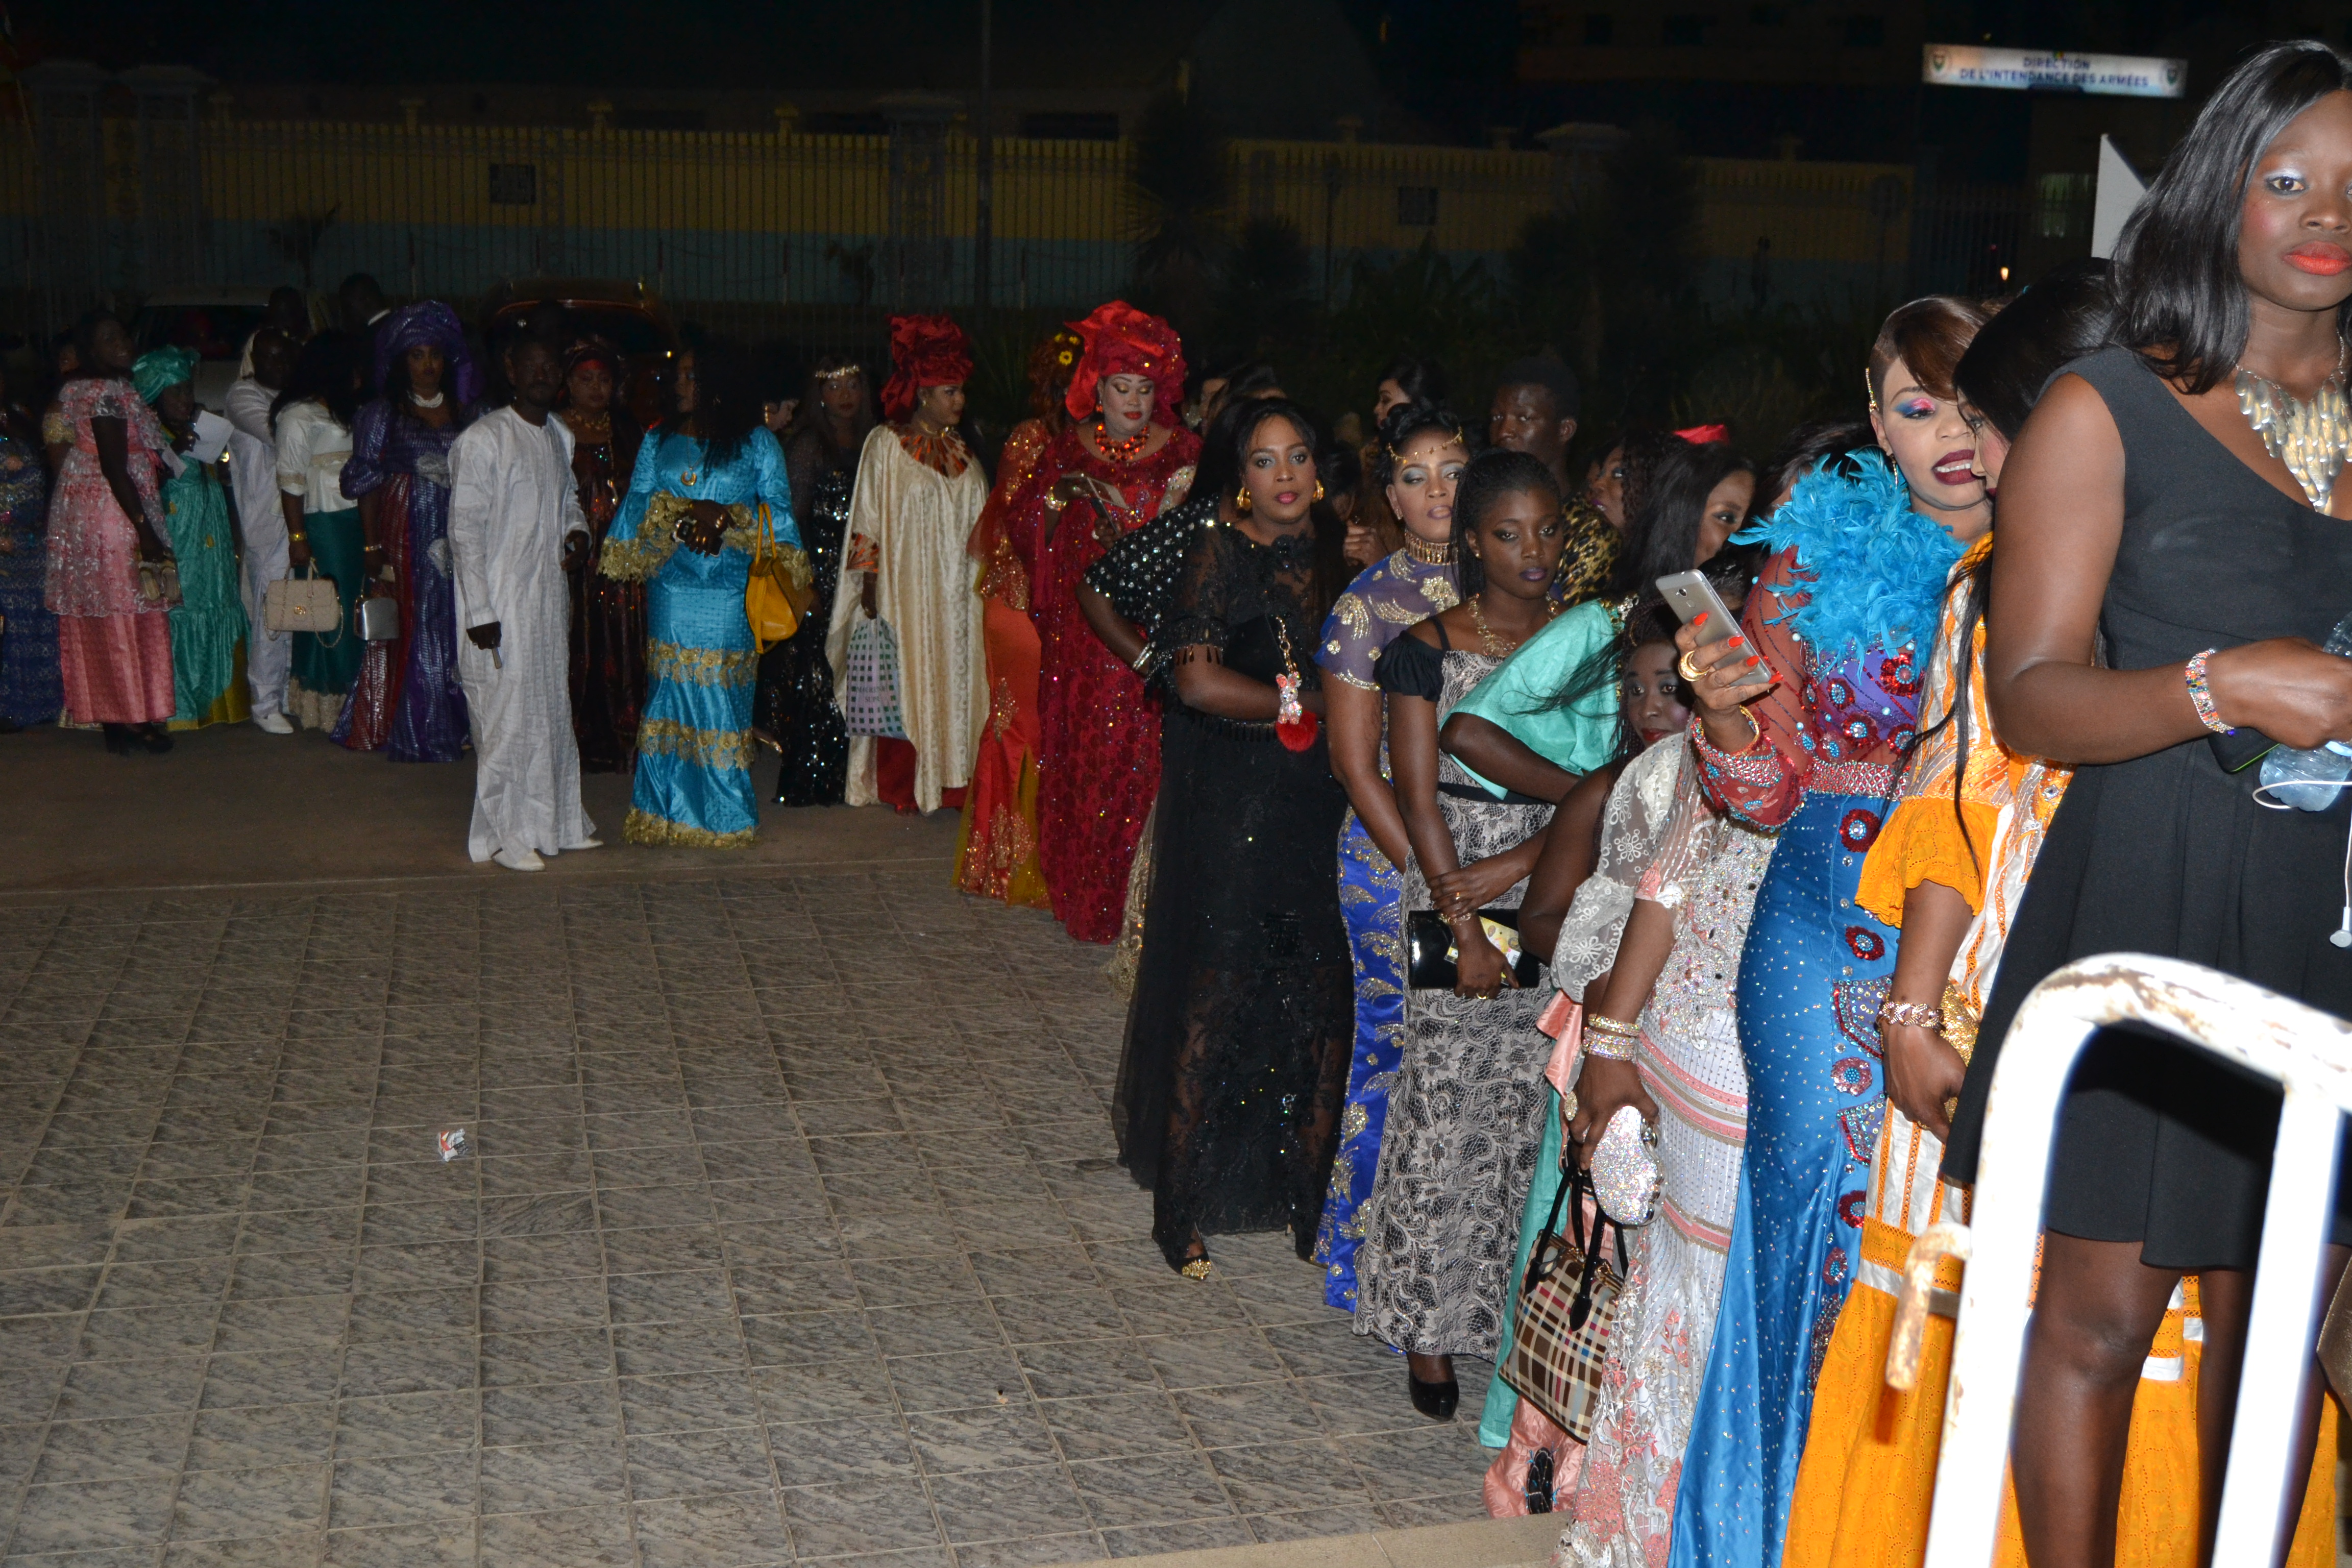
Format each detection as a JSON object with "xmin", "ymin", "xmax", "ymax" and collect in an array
[{"xmin": 1129, "ymin": 90, "xmax": 1229, "ymax": 337}]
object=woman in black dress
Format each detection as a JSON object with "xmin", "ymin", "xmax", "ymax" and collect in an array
[
  {"xmin": 764, "ymin": 355, "xmax": 870, "ymax": 805},
  {"xmin": 1953, "ymin": 42, "xmax": 2352, "ymax": 1565},
  {"xmin": 1112, "ymin": 398, "xmax": 1355, "ymax": 1277}
]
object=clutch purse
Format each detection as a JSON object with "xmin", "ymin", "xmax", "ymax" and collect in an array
[
  {"xmin": 135, "ymin": 558, "xmax": 182, "ymax": 607},
  {"xmin": 1501, "ymin": 1163, "xmax": 1629, "ymax": 1443},
  {"xmin": 355, "ymin": 594, "xmax": 402, "ymax": 643},
  {"xmin": 1406, "ymin": 908, "xmax": 1542, "ymax": 990},
  {"xmin": 1587, "ymin": 1106, "xmax": 1660, "ymax": 1227}
]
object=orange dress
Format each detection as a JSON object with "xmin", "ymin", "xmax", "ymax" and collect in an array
[
  {"xmin": 1781, "ymin": 535, "xmax": 2339, "ymax": 1568},
  {"xmin": 953, "ymin": 416, "xmax": 1055, "ymax": 906}
]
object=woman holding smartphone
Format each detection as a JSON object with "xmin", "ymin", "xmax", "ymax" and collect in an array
[{"xmin": 1670, "ymin": 295, "xmax": 1989, "ymax": 1568}]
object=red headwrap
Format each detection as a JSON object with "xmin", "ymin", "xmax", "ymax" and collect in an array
[
  {"xmin": 1063, "ymin": 300, "xmax": 1186, "ymax": 426},
  {"xmin": 1674, "ymin": 423, "xmax": 1730, "ymax": 445},
  {"xmin": 880, "ymin": 314, "xmax": 974, "ymax": 423}
]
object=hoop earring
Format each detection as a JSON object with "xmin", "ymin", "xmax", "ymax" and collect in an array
[
  {"xmin": 1312, "ymin": 479, "xmax": 1326, "ymax": 502},
  {"xmin": 1233, "ymin": 486, "xmax": 1253, "ymax": 514}
]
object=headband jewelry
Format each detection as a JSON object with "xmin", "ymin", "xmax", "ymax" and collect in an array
[
  {"xmin": 818, "ymin": 366, "xmax": 863, "ymax": 382},
  {"xmin": 1866, "ymin": 366, "xmax": 1879, "ymax": 417}
]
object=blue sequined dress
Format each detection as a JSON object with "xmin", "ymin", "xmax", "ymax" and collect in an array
[
  {"xmin": 1308, "ymin": 546, "xmax": 1459, "ymax": 1312},
  {"xmin": 1669, "ymin": 453, "xmax": 1957, "ymax": 1568},
  {"xmin": 600, "ymin": 427, "xmax": 798, "ymax": 847}
]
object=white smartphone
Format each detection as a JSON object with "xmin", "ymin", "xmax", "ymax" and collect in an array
[{"xmin": 1656, "ymin": 570, "xmax": 1770, "ymax": 688}]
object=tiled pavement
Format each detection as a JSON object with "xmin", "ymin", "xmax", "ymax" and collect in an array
[{"xmin": 0, "ymin": 871, "xmax": 1497, "ymax": 1568}]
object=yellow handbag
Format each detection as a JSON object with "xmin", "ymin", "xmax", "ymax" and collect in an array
[{"xmin": 744, "ymin": 505, "xmax": 816, "ymax": 654}]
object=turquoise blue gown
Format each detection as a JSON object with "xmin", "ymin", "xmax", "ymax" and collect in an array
[
  {"xmin": 601, "ymin": 427, "xmax": 798, "ymax": 847},
  {"xmin": 1668, "ymin": 452, "xmax": 1957, "ymax": 1568}
]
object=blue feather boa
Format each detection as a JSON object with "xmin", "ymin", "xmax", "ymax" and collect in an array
[{"xmin": 1731, "ymin": 449, "xmax": 1964, "ymax": 665}]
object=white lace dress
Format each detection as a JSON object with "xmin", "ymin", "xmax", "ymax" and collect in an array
[{"xmin": 1557, "ymin": 764, "xmax": 1776, "ymax": 1568}]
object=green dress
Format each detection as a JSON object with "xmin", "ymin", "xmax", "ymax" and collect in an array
[{"xmin": 162, "ymin": 449, "xmax": 248, "ymax": 727}]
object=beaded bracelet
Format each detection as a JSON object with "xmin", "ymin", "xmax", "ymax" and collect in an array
[
  {"xmin": 2185, "ymin": 648, "xmax": 2233, "ymax": 736},
  {"xmin": 1877, "ymin": 999, "xmax": 1943, "ymax": 1034},
  {"xmin": 1584, "ymin": 1015, "xmax": 1639, "ymax": 1060}
]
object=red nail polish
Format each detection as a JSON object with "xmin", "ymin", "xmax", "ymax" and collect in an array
[
  {"xmin": 1693, "ymin": 611, "xmax": 1708, "ymax": 626},
  {"xmin": 1746, "ymin": 656, "xmax": 1762, "ymax": 668}
]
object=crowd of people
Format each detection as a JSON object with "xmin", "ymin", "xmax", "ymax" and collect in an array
[{"xmin": 7, "ymin": 39, "xmax": 2352, "ymax": 1565}]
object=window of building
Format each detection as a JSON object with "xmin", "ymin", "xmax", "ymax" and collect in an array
[
  {"xmin": 1396, "ymin": 186, "xmax": 1439, "ymax": 227},
  {"xmin": 1019, "ymin": 113, "xmax": 1121, "ymax": 141},
  {"xmin": 1842, "ymin": 14, "xmax": 1885, "ymax": 46},
  {"xmin": 1584, "ymin": 13, "xmax": 1615, "ymax": 43},
  {"xmin": 1662, "ymin": 13, "xmax": 1708, "ymax": 43},
  {"xmin": 488, "ymin": 163, "xmax": 537, "ymax": 206}
]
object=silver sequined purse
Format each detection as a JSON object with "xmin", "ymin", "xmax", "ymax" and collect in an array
[{"xmin": 1588, "ymin": 1106, "xmax": 1660, "ymax": 1228}]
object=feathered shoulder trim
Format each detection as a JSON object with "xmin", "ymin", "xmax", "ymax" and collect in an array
[{"xmin": 1732, "ymin": 449, "xmax": 1963, "ymax": 664}]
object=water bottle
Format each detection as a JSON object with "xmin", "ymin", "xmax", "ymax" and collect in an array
[{"xmin": 2259, "ymin": 612, "xmax": 2352, "ymax": 811}]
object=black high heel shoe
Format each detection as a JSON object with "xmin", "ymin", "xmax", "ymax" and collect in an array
[
  {"xmin": 139, "ymin": 724, "xmax": 174, "ymax": 754},
  {"xmin": 1407, "ymin": 1370, "xmax": 1459, "ymax": 1421}
]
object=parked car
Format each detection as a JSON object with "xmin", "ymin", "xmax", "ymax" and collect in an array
[
  {"xmin": 477, "ymin": 278, "xmax": 678, "ymax": 428},
  {"xmin": 130, "ymin": 288, "xmax": 328, "ymax": 414}
]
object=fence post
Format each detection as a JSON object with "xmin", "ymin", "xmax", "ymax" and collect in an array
[
  {"xmin": 120, "ymin": 64, "xmax": 211, "ymax": 301},
  {"xmin": 880, "ymin": 92, "xmax": 958, "ymax": 312},
  {"xmin": 19, "ymin": 59, "xmax": 109, "ymax": 334}
]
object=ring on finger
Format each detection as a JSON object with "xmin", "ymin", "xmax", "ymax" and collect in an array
[{"xmin": 1677, "ymin": 649, "xmax": 1705, "ymax": 683}]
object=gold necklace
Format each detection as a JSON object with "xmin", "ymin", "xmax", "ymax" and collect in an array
[
  {"xmin": 1403, "ymin": 534, "xmax": 1454, "ymax": 566},
  {"xmin": 2236, "ymin": 337, "xmax": 2352, "ymax": 510},
  {"xmin": 1464, "ymin": 593, "xmax": 1555, "ymax": 657}
]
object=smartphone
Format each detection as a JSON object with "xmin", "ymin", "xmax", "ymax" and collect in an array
[{"xmin": 1656, "ymin": 570, "xmax": 1770, "ymax": 689}]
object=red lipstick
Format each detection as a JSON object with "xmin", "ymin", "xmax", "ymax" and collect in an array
[
  {"xmin": 2287, "ymin": 242, "xmax": 2352, "ymax": 276},
  {"xmin": 1930, "ymin": 449, "xmax": 1979, "ymax": 487}
]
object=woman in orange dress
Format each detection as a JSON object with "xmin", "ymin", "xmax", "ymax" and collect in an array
[{"xmin": 954, "ymin": 329, "xmax": 1080, "ymax": 906}]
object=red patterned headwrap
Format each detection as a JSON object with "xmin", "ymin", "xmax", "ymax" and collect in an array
[
  {"xmin": 880, "ymin": 314, "xmax": 974, "ymax": 423},
  {"xmin": 1063, "ymin": 300, "xmax": 1186, "ymax": 426}
]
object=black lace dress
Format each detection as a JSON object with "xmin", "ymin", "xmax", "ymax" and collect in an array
[
  {"xmin": 1112, "ymin": 522, "xmax": 1355, "ymax": 1270},
  {"xmin": 1085, "ymin": 491, "xmax": 1219, "ymax": 683},
  {"xmin": 762, "ymin": 424, "xmax": 854, "ymax": 805}
]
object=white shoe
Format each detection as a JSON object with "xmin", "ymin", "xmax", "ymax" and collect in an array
[
  {"xmin": 492, "ymin": 847, "xmax": 546, "ymax": 872},
  {"xmin": 254, "ymin": 712, "xmax": 293, "ymax": 735},
  {"xmin": 566, "ymin": 838, "xmax": 604, "ymax": 851}
]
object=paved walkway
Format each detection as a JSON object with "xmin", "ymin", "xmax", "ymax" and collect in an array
[{"xmin": 0, "ymin": 726, "xmax": 1506, "ymax": 1568}]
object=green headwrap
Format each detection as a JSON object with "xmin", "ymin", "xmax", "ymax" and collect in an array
[{"xmin": 132, "ymin": 347, "xmax": 200, "ymax": 405}]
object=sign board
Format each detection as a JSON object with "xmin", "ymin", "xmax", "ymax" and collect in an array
[{"xmin": 1923, "ymin": 45, "xmax": 2186, "ymax": 98}]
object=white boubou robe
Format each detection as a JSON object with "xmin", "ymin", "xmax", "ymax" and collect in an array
[
  {"xmin": 824, "ymin": 424, "xmax": 989, "ymax": 813},
  {"xmin": 448, "ymin": 406, "xmax": 596, "ymax": 862}
]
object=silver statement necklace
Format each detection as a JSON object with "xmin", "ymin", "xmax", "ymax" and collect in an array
[
  {"xmin": 410, "ymin": 390, "xmax": 446, "ymax": 409},
  {"xmin": 2236, "ymin": 338, "xmax": 2351, "ymax": 511}
]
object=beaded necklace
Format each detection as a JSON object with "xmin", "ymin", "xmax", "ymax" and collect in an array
[
  {"xmin": 2236, "ymin": 337, "xmax": 2352, "ymax": 511},
  {"xmin": 1092, "ymin": 418, "xmax": 1150, "ymax": 463}
]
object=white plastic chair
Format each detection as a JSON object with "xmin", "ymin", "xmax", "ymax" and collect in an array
[{"xmin": 1919, "ymin": 953, "xmax": 2352, "ymax": 1568}]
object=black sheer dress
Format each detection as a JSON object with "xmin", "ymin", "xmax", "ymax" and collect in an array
[
  {"xmin": 1112, "ymin": 521, "xmax": 1355, "ymax": 1271},
  {"xmin": 762, "ymin": 423, "xmax": 854, "ymax": 805},
  {"xmin": 1085, "ymin": 491, "xmax": 1218, "ymax": 681}
]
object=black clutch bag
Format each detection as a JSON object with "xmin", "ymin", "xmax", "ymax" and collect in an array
[{"xmin": 1406, "ymin": 908, "xmax": 1543, "ymax": 991}]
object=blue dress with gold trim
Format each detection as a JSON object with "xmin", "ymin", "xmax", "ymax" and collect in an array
[{"xmin": 601, "ymin": 426, "xmax": 798, "ymax": 847}]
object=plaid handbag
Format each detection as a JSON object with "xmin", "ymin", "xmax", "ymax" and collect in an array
[
  {"xmin": 841, "ymin": 616, "xmax": 907, "ymax": 739},
  {"xmin": 1501, "ymin": 1162, "xmax": 1629, "ymax": 1443}
]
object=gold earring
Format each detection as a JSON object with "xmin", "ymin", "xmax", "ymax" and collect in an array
[
  {"xmin": 1233, "ymin": 486, "xmax": 1252, "ymax": 514},
  {"xmin": 1312, "ymin": 479, "xmax": 1326, "ymax": 502}
]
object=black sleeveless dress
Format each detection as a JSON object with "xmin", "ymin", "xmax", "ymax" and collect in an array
[{"xmin": 1943, "ymin": 344, "xmax": 2352, "ymax": 1269}]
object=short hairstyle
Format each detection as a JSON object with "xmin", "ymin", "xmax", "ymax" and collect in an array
[
  {"xmin": 1451, "ymin": 448, "xmax": 1561, "ymax": 598},
  {"xmin": 68, "ymin": 309, "xmax": 125, "ymax": 376},
  {"xmin": 1869, "ymin": 296, "xmax": 1992, "ymax": 405},
  {"xmin": 2113, "ymin": 41, "xmax": 2352, "ymax": 393},
  {"xmin": 1493, "ymin": 356, "xmax": 1581, "ymax": 421},
  {"xmin": 1372, "ymin": 401, "xmax": 1473, "ymax": 490},
  {"xmin": 1953, "ymin": 258, "xmax": 2116, "ymax": 441}
]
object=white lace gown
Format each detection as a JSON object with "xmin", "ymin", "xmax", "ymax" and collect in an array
[{"xmin": 1558, "ymin": 769, "xmax": 1776, "ymax": 1568}]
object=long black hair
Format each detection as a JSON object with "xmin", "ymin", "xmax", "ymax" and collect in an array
[
  {"xmin": 1229, "ymin": 397, "xmax": 1351, "ymax": 618},
  {"xmin": 1623, "ymin": 438, "xmax": 1758, "ymax": 597},
  {"xmin": 676, "ymin": 335, "xmax": 768, "ymax": 471},
  {"xmin": 1916, "ymin": 257, "xmax": 2121, "ymax": 873},
  {"xmin": 2112, "ymin": 40, "xmax": 2352, "ymax": 393},
  {"xmin": 273, "ymin": 330, "xmax": 366, "ymax": 430},
  {"xmin": 1378, "ymin": 355, "xmax": 1447, "ymax": 408},
  {"xmin": 1450, "ymin": 448, "xmax": 1560, "ymax": 600}
]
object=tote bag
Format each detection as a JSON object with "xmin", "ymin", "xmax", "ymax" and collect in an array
[{"xmin": 841, "ymin": 616, "xmax": 907, "ymax": 739}]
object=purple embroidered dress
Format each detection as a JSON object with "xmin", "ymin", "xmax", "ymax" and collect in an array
[{"xmin": 1307, "ymin": 544, "xmax": 1460, "ymax": 1311}]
